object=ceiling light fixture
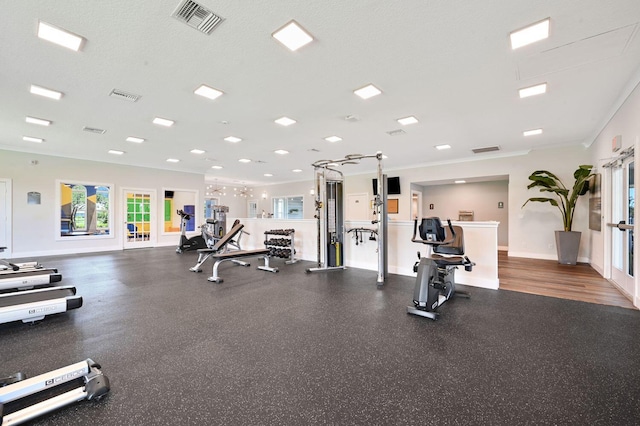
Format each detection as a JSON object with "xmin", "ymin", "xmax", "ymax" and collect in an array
[
  {"xmin": 207, "ymin": 181, "xmax": 226, "ymax": 197},
  {"xmin": 354, "ymin": 84, "xmax": 382, "ymax": 100},
  {"xmin": 126, "ymin": 136, "xmax": 145, "ymax": 143},
  {"xmin": 397, "ymin": 116, "xmax": 419, "ymax": 125},
  {"xmin": 275, "ymin": 116, "xmax": 296, "ymax": 126},
  {"xmin": 166, "ymin": 158, "xmax": 180, "ymax": 163},
  {"xmin": 25, "ymin": 116, "xmax": 51, "ymax": 126},
  {"xmin": 523, "ymin": 128, "xmax": 543, "ymax": 137},
  {"xmin": 194, "ymin": 84, "xmax": 224, "ymax": 100},
  {"xmin": 190, "ymin": 149, "xmax": 206, "ymax": 154},
  {"xmin": 324, "ymin": 136, "xmax": 342, "ymax": 143},
  {"xmin": 455, "ymin": 180, "xmax": 466, "ymax": 184},
  {"xmin": 37, "ymin": 21, "xmax": 84, "ymax": 51},
  {"xmin": 274, "ymin": 149, "xmax": 289, "ymax": 155},
  {"xmin": 510, "ymin": 18, "xmax": 550, "ymax": 49},
  {"xmin": 238, "ymin": 158, "xmax": 251, "ymax": 163},
  {"xmin": 272, "ymin": 20, "xmax": 314, "ymax": 51},
  {"xmin": 435, "ymin": 144, "xmax": 451, "ymax": 150},
  {"xmin": 211, "ymin": 165, "xmax": 223, "ymax": 169},
  {"xmin": 264, "ymin": 173, "xmax": 273, "ymax": 177},
  {"xmin": 224, "ymin": 136, "xmax": 242, "ymax": 143},
  {"xmin": 30, "ymin": 84, "xmax": 63, "ymax": 100},
  {"xmin": 292, "ymin": 169, "xmax": 302, "ymax": 173},
  {"xmin": 23, "ymin": 136, "xmax": 44, "ymax": 143},
  {"xmin": 153, "ymin": 117, "xmax": 174, "ymax": 127},
  {"xmin": 233, "ymin": 186, "xmax": 253, "ymax": 198},
  {"xmin": 108, "ymin": 150, "xmax": 125, "ymax": 155},
  {"xmin": 519, "ymin": 83, "xmax": 547, "ymax": 98}
]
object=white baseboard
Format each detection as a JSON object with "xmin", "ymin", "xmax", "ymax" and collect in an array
[{"xmin": 12, "ymin": 246, "xmax": 122, "ymax": 259}]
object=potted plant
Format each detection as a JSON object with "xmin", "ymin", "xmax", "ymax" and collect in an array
[{"xmin": 522, "ymin": 165, "xmax": 595, "ymax": 265}]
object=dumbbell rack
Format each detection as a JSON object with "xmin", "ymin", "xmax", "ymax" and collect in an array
[{"xmin": 264, "ymin": 229, "xmax": 297, "ymax": 264}]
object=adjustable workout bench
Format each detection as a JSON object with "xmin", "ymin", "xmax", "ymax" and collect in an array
[
  {"xmin": 0, "ymin": 359, "xmax": 109, "ymax": 425},
  {"xmin": 189, "ymin": 221, "xmax": 277, "ymax": 283}
]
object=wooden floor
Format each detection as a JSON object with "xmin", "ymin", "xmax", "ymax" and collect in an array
[{"xmin": 498, "ymin": 251, "xmax": 637, "ymax": 310}]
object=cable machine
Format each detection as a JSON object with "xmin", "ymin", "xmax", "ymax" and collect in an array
[{"xmin": 305, "ymin": 152, "xmax": 388, "ymax": 286}]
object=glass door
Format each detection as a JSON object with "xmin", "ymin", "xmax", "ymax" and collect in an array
[
  {"xmin": 608, "ymin": 157, "xmax": 634, "ymax": 297},
  {"xmin": 123, "ymin": 189, "xmax": 156, "ymax": 249}
]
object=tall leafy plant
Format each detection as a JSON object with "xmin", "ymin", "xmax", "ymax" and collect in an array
[{"xmin": 522, "ymin": 165, "xmax": 595, "ymax": 232}]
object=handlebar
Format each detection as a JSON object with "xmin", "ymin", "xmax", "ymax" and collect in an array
[{"xmin": 411, "ymin": 218, "xmax": 456, "ymax": 246}]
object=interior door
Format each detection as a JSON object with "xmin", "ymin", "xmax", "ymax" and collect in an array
[
  {"xmin": 608, "ymin": 156, "xmax": 634, "ymax": 298},
  {"xmin": 123, "ymin": 189, "xmax": 156, "ymax": 249}
]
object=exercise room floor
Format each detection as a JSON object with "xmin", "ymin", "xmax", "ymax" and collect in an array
[{"xmin": 2, "ymin": 247, "xmax": 640, "ymax": 425}]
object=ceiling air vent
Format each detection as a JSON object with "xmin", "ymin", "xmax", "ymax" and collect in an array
[
  {"xmin": 386, "ymin": 129, "xmax": 406, "ymax": 136},
  {"xmin": 109, "ymin": 89, "xmax": 141, "ymax": 102},
  {"xmin": 172, "ymin": 0, "xmax": 224, "ymax": 35},
  {"xmin": 83, "ymin": 126, "xmax": 106, "ymax": 134},
  {"xmin": 472, "ymin": 146, "xmax": 501, "ymax": 154}
]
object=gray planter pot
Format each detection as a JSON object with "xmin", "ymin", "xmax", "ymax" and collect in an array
[{"xmin": 555, "ymin": 230, "xmax": 581, "ymax": 265}]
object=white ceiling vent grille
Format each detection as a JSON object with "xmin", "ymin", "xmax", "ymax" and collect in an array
[
  {"xmin": 172, "ymin": 0, "xmax": 224, "ymax": 35},
  {"xmin": 472, "ymin": 146, "xmax": 501, "ymax": 154},
  {"xmin": 386, "ymin": 129, "xmax": 406, "ymax": 136},
  {"xmin": 83, "ymin": 126, "xmax": 106, "ymax": 134},
  {"xmin": 109, "ymin": 89, "xmax": 141, "ymax": 102}
]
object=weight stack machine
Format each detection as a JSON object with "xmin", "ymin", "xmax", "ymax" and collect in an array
[{"xmin": 306, "ymin": 153, "xmax": 388, "ymax": 286}]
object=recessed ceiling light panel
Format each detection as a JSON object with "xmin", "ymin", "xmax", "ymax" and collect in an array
[
  {"xmin": 324, "ymin": 136, "xmax": 342, "ymax": 143},
  {"xmin": 435, "ymin": 144, "xmax": 451, "ymax": 150},
  {"xmin": 292, "ymin": 169, "xmax": 302, "ymax": 173},
  {"xmin": 238, "ymin": 158, "xmax": 251, "ymax": 163},
  {"xmin": 274, "ymin": 149, "xmax": 289, "ymax": 155},
  {"xmin": 211, "ymin": 165, "xmax": 223, "ymax": 169},
  {"xmin": 455, "ymin": 180, "xmax": 466, "ymax": 184},
  {"xmin": 397, "ymin": 116, "xmax": 419, "ymax": 125},
  {"xmin": 23, "ymin": 136, "xmax": 44, "ymax": 143},
  {"xmin": 272, "ymin": 20, "xmax": 314, "ymax": 51},
  {"xmin": 166, "ymin": 158, "xmax": 180, "ymax": 163},
  {"xmin": 37, "ymin": 21, "xmax": 84, "ymax": 51},
  {"xmin": 275, "ymin": 117, "xmax": 296, "ymax": 126},
  {"xmin": 510, "ymin": 18, "xmax": 550, "ymax": 49},
  {"xmin": 264, "ymin": 173, "xmax": 273, "ymax": 177},
  {"xmin": 126, "ymin": 136, "xmax": 145, "ymax": 143},
  {"xmin": 25, "ymin": 116, "xmax": 51, "ymax": 126},
  {"xmin": 224, "ymin": 136, "xmax": 242, "ymax": 143},
  {"xmin": 523, "ymin": 128, "xmax": 543, "ymax": 136},
  {"xmin": 354, "ymin": 84, "xmax": 382, "ymax": 100},
  {"xmin": 153, "ymin": 117, "xmax": 174, "ymax": 127},
  {"xmin": 30, "ymin": 84, "xmax": 63, "ymax": 100},
  {"xmin": 194, "ymin": 84, "xmax": 223, "ymax": 100},
  {"xmin": 108, "ymin": 150, "xmax": 125, "ymax": 155},
  {"xmin": 519, "ymin": 83, "xmax": 547, "ymax": 98},
  {"xmin": 191, "ymin": 149, "xmax": 206, "ymax": 154}
]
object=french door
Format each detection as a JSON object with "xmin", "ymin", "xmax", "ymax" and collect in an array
[
  {"xmin": 607, "ymin": 150, "xmax": 635, "ymax": 302},
  {"xmin": 123, "ymin": 188, "xmax": 156, "ymax": 249}
]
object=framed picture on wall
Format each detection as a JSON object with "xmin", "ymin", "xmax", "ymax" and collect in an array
[{"xmin": 388, "ymin": 198, "xmax": 399, "ymax": 214}]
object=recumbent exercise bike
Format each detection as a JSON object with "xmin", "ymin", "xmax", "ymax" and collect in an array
[{"xmin": 407, "ymin": 217, "xmax": 475, "ymax": 320}]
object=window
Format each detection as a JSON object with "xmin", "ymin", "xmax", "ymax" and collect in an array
[
  {"xmin": 272, "ymin": 196, "xmax": 303, "ymax": 219},
  {"xmin": 58, "ymin": 181, "xmax": 113, "ymax": 238}
]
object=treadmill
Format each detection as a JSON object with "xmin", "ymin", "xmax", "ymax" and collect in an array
[
  {"xmin": 0, "ymin": 286, "xmax": 82, "ymax": 325},
  {"xmin": 0, "ymin": 359, "xmax": 110, "ymax": 425},
  {"xmin": 0, "ymin": 267, "xmax": 62, "ymax": 293}
]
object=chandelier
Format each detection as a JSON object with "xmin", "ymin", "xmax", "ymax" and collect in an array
[
  {"xmin": 234, "ymin": 185, "xmax": 253, "ymax": 198},
  {"xmin": 206, "ymin": 181, "xmax": 226, "ymax": 197}
]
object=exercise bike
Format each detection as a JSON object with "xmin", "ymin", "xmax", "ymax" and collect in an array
[
  {"xmin": 175, "ymin": 210, "xmax": 207, "ymax": 253},
  {"xmin": 407, "ymin": 217, "xmax": 474, "ymax": 320}
]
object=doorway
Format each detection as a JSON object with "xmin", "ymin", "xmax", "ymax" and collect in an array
[
  {"xmin": 123, "ymin": 188, "xmax": 157, "ymax": 249},
  {"xmin": 410, "ymin": 190, "xmax": 422, "ymax": 220},
  {"xmin": 606, "ymin": 148, "xmax": 635, "ymax": 305},
  {"xmin": 0, "ymin": 179, "xmax": 10, "ymax": 255}
]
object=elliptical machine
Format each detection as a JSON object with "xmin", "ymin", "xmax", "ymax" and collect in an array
[
  {"xmin": 175, "ymin": 209, "xmax": 207, "ymax": 253},
  {"xmin": 407, "ymin": 217, "xmax": 474, "ymax": 320}
]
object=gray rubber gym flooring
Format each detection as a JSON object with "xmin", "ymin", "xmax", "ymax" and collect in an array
[{"xmin": 2, "ymin": 247, "xmax": 640, "ymax": 425}]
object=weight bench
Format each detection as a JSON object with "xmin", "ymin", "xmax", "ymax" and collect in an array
[
  {"xmin": 207, "ymin": 248, "xmax": 278, "ymax": 283},
  {"xmin": 189, "ymin": 221, "xmax": 246, "ymax": 273}
]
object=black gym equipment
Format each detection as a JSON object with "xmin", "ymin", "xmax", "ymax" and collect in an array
[
  {"xmin": 407, "ymin": 217, "xmax": 474, "ymax": 320},
  {"xmin": 175, "ymin": 209, "xmax": 207, "ymax": 253},
  {"xmin": 0, "ymin": 358, "xmax": 109, "ymax": 425}
]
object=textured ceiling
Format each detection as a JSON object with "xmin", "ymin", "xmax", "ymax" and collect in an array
[{"xmin": 1, "ymin": 0, "xmax": 639, "ymax": 187}]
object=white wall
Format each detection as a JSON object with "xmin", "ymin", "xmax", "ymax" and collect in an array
[{"xmin": 0, "ymin": 150, "xmax": 205, "ymax": 257}]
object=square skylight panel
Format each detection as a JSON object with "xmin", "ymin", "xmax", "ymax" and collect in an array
[
  {"xmin": 354, "ymin": 84, "xmax": 382, "ymax": 100},
  {"xmin": 30, "ymin": 85, "xmax": 62, "ymax": 100},
  {"xmin": 519, "ymin": 83, "xmax": 547, "ymax": 98},
  {"xmin": 224, "ymin": 136, "xmax": 242, "ymax": 143},
  {"xmin": 23, "ymin": 136, "xmax": 43, "ymax": 143},
  {"xmin": 26, "ymin": 116, "xmax": 51, "ymax": 126},
  {"xmin": 37, "ymin": 21, "xmax": 84, "ymax": 51},
  {"xmin": 397, "ymin": 116, "xmax": 419, "ymax": 125},
  {"xmin": 274, "ymin": 149, "xmax": 289, "ymax": 155},
  {"xmin": 238, "ymin": 158, "xmax": 251, "ymax": 163},
  {"xmin": 191, "ymin": 149, "xmax": 206, "ymax": 154},
  {"xmin": 272, "ymin": 20, "xmax": 314, "ymax": 51},
  {"xmin": 275, "ymin": 117, "xmax": 296, "ymax": 126},
  {"xmin": 126, "ymin": 136, "xmax": 145, "ymax": 143},
  {"xmin": 166, "ymin": 158, "xmax": 180, "ymax": 163},
  {"xmin": 510, "ymin": 18, "xmax": 550, "ymax": 49},
  {"xmin": 108, "ymin": 150, "xmax": 124, "ymax": 155},
  {"xmin": 435, "ymin": 144, "xmax": 451, "ymax": 150},
  {"xmin": 194, "ymin": 84, "xmax": 223, "ymax": 100},
  {"xmin": 153, "ymin": 117, "xmax": 174, "ymax": 127},
  {"xmin": 324, "ymin": 136, "xmax": 342, "ymax": 143}
]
